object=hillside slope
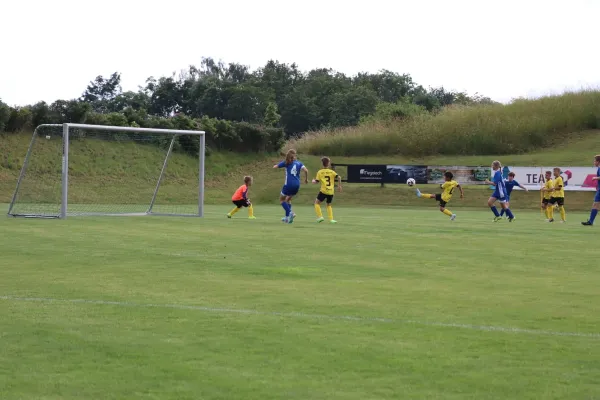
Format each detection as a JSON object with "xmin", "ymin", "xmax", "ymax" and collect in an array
[
  {"xmin": 289, "ymin": 90, "xmax": 600, "ymax": 157},
  {"xmin": 2, "ymin": 131, "xmax": 599, "ymax": 211}
]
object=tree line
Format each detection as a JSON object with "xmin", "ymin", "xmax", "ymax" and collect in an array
[{"xmin": 0, "ymin": 58, "xmax": 497, "ymax": 155}]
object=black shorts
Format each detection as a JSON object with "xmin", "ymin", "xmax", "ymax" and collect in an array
[
  {"xmin": 434, "ymin": 194, "xmax": 447, "ymax": 207},
  {"xmin": 316, "ymin": 191, "xmax": 334, "ymax": 204},
  {"xmin": 549, "ymin": 197, "xmax": 565, "ymax": 206},
  {"xmin": 542, "ymin": 198, "xmax": 550, "ymax": 205},
  {"xmin": 232, "ymin": 199, "xmax": 250, "ymax": 208}
]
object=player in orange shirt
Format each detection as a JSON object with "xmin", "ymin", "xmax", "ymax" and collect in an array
[{"xmin": 227, "ymin": 176, "xmax": 256, "ymax": 219}]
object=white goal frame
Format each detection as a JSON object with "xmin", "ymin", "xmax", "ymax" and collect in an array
[{"xmin": 7, "ymin": 123, "xmax": 206, "ymax": 219}]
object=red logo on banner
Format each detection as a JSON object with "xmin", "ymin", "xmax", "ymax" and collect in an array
[{"xmin": 583, "ymin": 174, "xmax": 597, "ymax": 187}]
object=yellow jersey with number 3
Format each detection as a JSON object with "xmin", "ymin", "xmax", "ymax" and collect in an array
[
  {"xmin": 316, "ymin": 168, "xmax": 339, "ymax": 195},
  {"xmin": 441, "ymin": 180, "xmax": 459, "ymax": 202},
  {"xmin": 553, "ymin": 176, "xmax": 565, "ymax": 198},
  {"xmin": 543, "ymin": 179, "xmax": 554, "ymax": 199}
]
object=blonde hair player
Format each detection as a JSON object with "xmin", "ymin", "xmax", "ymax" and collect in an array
[
  {"xmin": 273, "ymin": 149, "xmax": 308, "ymax": 224},
  {"xmin": 486, "ymin": 160, "xmax": 515, "ymax": 221}
]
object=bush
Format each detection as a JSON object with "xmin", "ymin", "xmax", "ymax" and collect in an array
[
  {"xmin": 0, "ymin": 100, "xmax": 9, "ymax": 131},
  {"xmin": 265, "ymin": 127, "xmax": 285, "ymax": 152},
  {"xmin": 30, "ymin": 102, "xmax": 54, "ymax": 127},
  {"xmin": 5, "ymin": 107, "xmax": 33, "ymax": 132},
  {"xmin": 0, "ymin": 100, "xmax": 281, "ymax": 156},
  {"xmin": 359, "ymin": 99, "xmax": 427, "ymax": 124},
  {"xmin": 234, "ymin": 122, "xmax": 268, "ymax": 152},
  {"xmin": 105, "ymin": 112, "xmax": 129, "ymax": 127}
]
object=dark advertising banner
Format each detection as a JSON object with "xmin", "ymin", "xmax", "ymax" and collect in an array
[
  {"xmin": 427, "ymin": 166, "xmax": 490, "ymax": 184},
  {"xmin": 386, "ymin": 165, "xmax": 428, "ymax": 184},
  {"xmin": 346, "ymin": 165, "xmax": 386, "ymax": 183}
]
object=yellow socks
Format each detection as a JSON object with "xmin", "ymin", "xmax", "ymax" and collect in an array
[
  {"xmin": 559, "ymin": 206, "xmax": 566, "ymax": 221},
  {"xmin": 442, "ymin": 208, "xmax": 452, "ymax": 217},
  {"xmin": 314, "ymin": 204, "xmax": 323, "ymax": 218},
  {"xmin": 421, "ymin": 193, "xmax": 434, "ymax": 199},
  {"xmin": 327, "ymin": 205, "xmax": 334, "ymax": 221},
  {"xmin": 229, "ymin": 207, "xmax": 240, "ymax": 216},
  {"xmin": 248, "ymin": 205, "xmax": 254, "ymax": 218},
  {"xmin": 548, "ymin": 206, "xmax": 554, "ymax": 220}
]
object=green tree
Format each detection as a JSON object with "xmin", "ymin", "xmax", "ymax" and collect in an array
[
  {"xmin": 354, "ymin": 70, "xmax": 417, "ymax": 103},
  {"xmin": 222, "ymin": 84, "xmax": 269, "ymax": 123},
  {"xmin": 50, "ymin": 100, "xmax": 91, "ymax": 123},
  {"xmin": 81, "ymin": 72, "xmax": 122, "ymax": 112},
  {"xmin": 5, "ymin": 106, "xmax": 33, "ymax": 132},
  {"xmin": 30, "ymin": 101, "xmax": 53, "ymax": 127},
  {"xmin": 0, "ymin": 99, "xmax": 10, "ymax": 131},
  {"xmin": 330, "ymin": 86, "xmax": 379, "ymax": 127},
  {"xmin": 263, "ymin": 101, "xmax": 281, "ymax": 127}
]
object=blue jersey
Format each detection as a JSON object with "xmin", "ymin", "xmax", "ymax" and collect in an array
[
  {"xmin": 504, "ymin": 179, "xmax": 520, "ymax": 196},
  {"xmin": 277, "ymin": 160, "xmax": 304, "ymax": 187},
  {"xmin": 595, "ymin": 167, "xmax": 600, "ymax": 202},
  {"xmin": 493, "ymin": 170, "xmax": 507, "ymax": 199}
]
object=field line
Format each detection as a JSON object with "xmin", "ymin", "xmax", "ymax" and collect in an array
[{"xmin": 1, "ymin": 295, "xmax": 598, "ymax": 339}]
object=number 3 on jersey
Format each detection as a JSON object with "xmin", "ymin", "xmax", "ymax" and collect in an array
[{"xmin": 325, "ymin": 176, "xmax": 331, "ymax": 187}]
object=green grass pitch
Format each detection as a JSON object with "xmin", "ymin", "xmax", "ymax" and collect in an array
[{"xmin": 1, "ymin": 205, "xmax": 599, "ymax": 399}]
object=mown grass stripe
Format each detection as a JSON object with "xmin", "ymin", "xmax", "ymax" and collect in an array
[{"xmin": 2, "ymin": 295, "xmax": 598, "ymax": 339}]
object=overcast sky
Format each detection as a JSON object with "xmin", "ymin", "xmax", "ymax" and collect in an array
[{"xmin": 1, "ymin": 0, "xmax": 598, "ymax": 106}]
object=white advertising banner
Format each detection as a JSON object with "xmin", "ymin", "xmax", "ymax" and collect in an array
[{"xmin": 506, "ymin": 166, "xmax": 598, "ymax": 191}]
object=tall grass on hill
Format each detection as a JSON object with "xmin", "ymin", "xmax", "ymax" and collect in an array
[{"xmin": 290, "ymin": 90, "xmax": 600, "ymax": 157}]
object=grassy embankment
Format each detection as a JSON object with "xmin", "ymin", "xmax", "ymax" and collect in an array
[
  {"xmin": 289, "ymin": 89, "xmax": 600, "ymax": 157},
  {"xmin": 1, "ymin": 91, "xmax": 599, "ymax": 211}
]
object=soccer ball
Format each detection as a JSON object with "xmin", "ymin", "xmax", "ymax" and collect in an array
[{"xmin": 406, "ymin": 178, "xmax": 416, "ymax": 186}]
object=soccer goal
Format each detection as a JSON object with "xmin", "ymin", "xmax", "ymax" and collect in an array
[{"xmin": 8, "ymin": 123, "xmax": 205, "ymax": 219}]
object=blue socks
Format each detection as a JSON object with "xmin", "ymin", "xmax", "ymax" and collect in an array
[
  {"xmin": 492, "ymin": 206, "xmax": 514, "ymax": 218},
  {"xmin": 590, "ymin": 209, "xmax": 598, "ymax": 224},
  {"xmin": 281, "ymin": 202, "xmax": 291, "ymax": 217},
  {"xmin": 504, "ymin": 208, "xmax": 515, "ymax": 219}
]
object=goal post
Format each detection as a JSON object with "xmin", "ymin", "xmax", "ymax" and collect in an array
[{"xmin": 8, "ymin": 123, "xmax": 206, "ymax": 219}]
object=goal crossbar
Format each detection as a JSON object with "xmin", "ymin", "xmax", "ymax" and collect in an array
[{"xmin": 7, "ymin": 123, "xmax": 206, "ymax": 219}]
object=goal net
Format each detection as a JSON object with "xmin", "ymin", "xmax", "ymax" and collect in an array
[{"xmin": 8, "ymin": 123, "xmax": 205, "ymax": 218}]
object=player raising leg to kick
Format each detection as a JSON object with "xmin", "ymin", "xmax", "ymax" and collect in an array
[
  {"xmin": 416, "ymin": 171, "xmax": 463, "ymax": 220},
  {"xmin": 273, "ymin": 149, "xmax": 308, "ymax": 224},
  {"xmin": 312, "ymin": 157, "xmax": 342, "ymax": 224},
  {"xmin": 227, "ymin": 176, "xmax": 256, "ymax": 219},
  {"xmin": 582, "ymin": 155, "xmax": 600, "ymax": 226},
  {"xmin": 486, "ymin": 160, "xmax": 516, "ymax": 222}
]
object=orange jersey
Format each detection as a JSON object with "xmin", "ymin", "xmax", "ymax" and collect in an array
[{"xmin": 232, "ymin": 184, "xmax": 249, "ymax": 201}]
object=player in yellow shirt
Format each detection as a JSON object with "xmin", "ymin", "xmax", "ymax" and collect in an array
[
  {"xmin": 540, "ymin": 170, "xmax": 554, "ymax": 221},
  {"xmin": 416, "ymin": 171, "xmax": 463, "ymax": 220},
  {"xmin": 549, "ymin": 167, "xmax": 566, "ymax": 222},
  {"xmin": 312, "ymin": 157, "xmax": 342, "ymax": 223}
]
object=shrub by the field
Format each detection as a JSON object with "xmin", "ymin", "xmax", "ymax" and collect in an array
[{"xmin": 290, "ymin": 90, "xmax": 600, "ymax": 157}]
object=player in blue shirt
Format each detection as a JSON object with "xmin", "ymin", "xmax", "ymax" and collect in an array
[
  {"xmin": 486, "ymin": 160, "xmax": 516, "ymax": 222},
  {"xmin": 500, "ymin": 171, "xmax": 528, "ymax": 217},
  {"xmin": 273, "ymin": 149, "xmax": 308, "ymax": 224},
  {"xmin": 582, "ymin": 155, "xmax": 600, "ymax": 226}
]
